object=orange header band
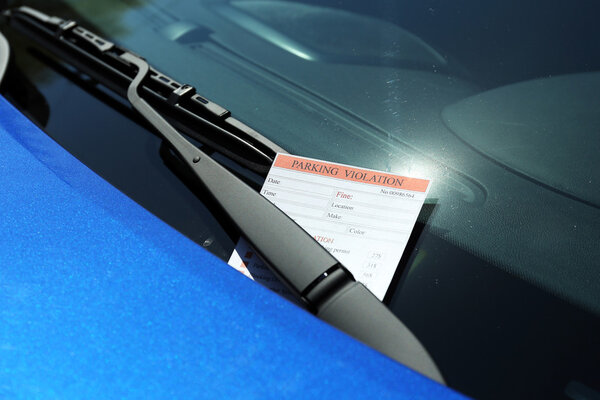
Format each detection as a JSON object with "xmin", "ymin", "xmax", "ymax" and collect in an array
[{"xmin": 273, "ymin": 154, "xmax": 429, "ymax": 192}]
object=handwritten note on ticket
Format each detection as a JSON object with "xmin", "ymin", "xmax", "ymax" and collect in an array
[{"xmin": 228, "ymin": 153, "xmax": 431, "ymax": 301}]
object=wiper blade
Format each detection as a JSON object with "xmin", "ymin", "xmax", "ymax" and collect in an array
[
  {"xmin": 4, "ymin": 7, "xmax": 445, "ymax": 384},
  {"xmin": 4, "ymin": 6, "xmax": 284, "ymax": 176}
]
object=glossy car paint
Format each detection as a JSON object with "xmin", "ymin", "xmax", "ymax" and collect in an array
[{"xmin": 0, "ymin": 95, "xmax": 465, "ymax": 398}]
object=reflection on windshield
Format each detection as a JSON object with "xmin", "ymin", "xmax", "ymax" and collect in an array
[{"xmin": 5, "ymin": 0, "xmax": 600, "ymax": 398}]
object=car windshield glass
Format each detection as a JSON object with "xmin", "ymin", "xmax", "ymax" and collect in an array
[{"xmin": 2, "ymin": 0, "xmax": 600, "ymax": 399}]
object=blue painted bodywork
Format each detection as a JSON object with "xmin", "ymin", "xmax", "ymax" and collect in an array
[{"xmin": 0, "ymin": 95, "xmax": 463, "ymax": 399}]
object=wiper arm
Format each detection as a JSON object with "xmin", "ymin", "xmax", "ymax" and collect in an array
[
  {"xmin": 4, "ymin": 7, "xmax": 445, "ymax": 384},
  {"xmin": 124, "ymin": 50, "xmax": 445, "ymax": 385}
]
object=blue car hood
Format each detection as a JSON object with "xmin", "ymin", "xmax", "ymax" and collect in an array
[{"xmin": 0, "ymin": 95, "xmax": 462, "ymax": 399}]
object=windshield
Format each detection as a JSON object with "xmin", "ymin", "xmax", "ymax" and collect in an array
[{"xmin": 2, "ymin": 0, "xmax": 599, "ymax": 398}]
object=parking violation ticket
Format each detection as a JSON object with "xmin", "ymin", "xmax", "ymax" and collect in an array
[{"xmin": 227, "ymin": 153, "xmax": 431, "ymax": 301}]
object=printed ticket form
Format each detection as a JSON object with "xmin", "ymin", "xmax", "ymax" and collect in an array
[{"xmin": 228, "ymin": 154, "xmax": 431, "ymax": 301}]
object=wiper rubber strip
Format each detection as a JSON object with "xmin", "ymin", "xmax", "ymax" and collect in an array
[{"xmin": 4, "ymin": 6, "xmax": 445, "ymax": 384}]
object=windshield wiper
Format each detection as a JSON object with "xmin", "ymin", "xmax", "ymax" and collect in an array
[{"xmin": 3, "ymin": 6, "xmax": 445, "ymax": 384}]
